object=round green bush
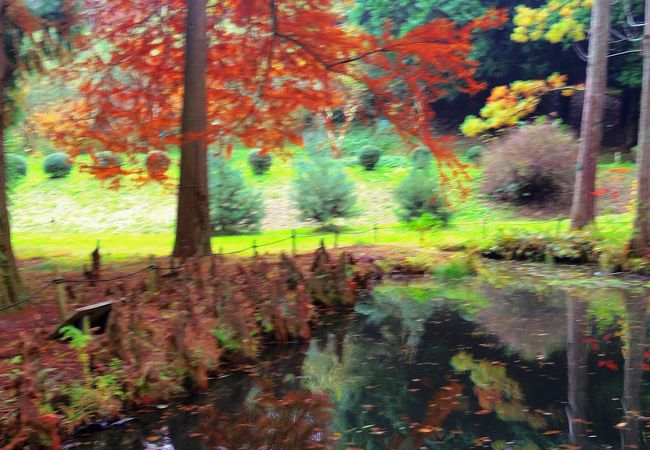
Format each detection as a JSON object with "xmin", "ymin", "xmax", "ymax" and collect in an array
[
  {"xmin": 358, "ymin": 145, "xmax": 381, "ymax": 170},
  {"xmin": 43, "ymin": 152, "xmax": 72, "ymax": 178},
  {"xmin": 95, "ymin": 151, "xmax": 121, "ymax": 167},
  {"xmin": 411, "ymin": 147, "xmax": 433, "ymax": 169},
  {"xmin": 247, "ymin": 149, "xmax": 273, "ymax": 175},
  {"xmin": 5, "ymin": 154, "xmax": 27, "ymax": 181}
]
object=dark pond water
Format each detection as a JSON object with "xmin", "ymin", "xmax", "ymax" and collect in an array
[{"xmin": 71, "ymin": 262, "xmax": 650, "ymax": 449}]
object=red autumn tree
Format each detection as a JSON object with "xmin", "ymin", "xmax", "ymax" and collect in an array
[{"xmin": 38, "ymin": 0, "xmax": 506, "ymax": 257}]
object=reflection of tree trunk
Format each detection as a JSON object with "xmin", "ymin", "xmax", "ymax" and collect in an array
[
  {"xmin": 620, "ymin": 294, "xmax": 649, "ymax": 450},
  {"xmin": 566, "ymin": 297, "xmax": 589, "ymax": 447}
]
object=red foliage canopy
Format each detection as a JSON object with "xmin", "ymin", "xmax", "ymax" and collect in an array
[{"xmin": 43, "ymin": 0, "xmax": 506, "ymax": 183}]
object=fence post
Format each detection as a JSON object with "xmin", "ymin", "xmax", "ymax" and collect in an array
[
  {"xmin": 334, "ymin": 229, "xmax": 339, "ymax": 248},
  {"xmin": 218, "ymin": 246, "xmax": 223, "ymax": 256},
  {"xmin": 373, "ymin": 224, "xmax": 378, "ymax": 243},
  {"xmin": 291, "ymin": 229, "xmax": 297, "ymax": 255},
  {"xmin": 53, "ymin": 266, "xmax": 68, "ymax": 320},
  {"xmin": 148, "ymin": 255, "xmax": 159, "ymax": 293},
  {"xmin": 82, "ymin": 315, "xmax": 91, "ymax": 335},
  {"xmin": 252, "ymin": 240, "xmax": 258, "ymax": 257}
]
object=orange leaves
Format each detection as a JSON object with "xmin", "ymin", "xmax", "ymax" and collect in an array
[
  {"xmin": 45, "ymin": 0, "xmax": 504, "ymax": 185},
  {"xmin": 469, "ymin": 8, "xmax": 510, "ymax": 32}
]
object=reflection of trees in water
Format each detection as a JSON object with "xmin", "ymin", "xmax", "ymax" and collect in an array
[
  {"xmin": 566, "ymin": 296, "xmax": 590, "ymax": 448},
  {"xmin": 302, "ymin": 288, "xmax": 563, "ymax": 449},
  {"xmin": 198, "ymin": 386, "xmax": 334, "ymax": 449},
  {"xmin": 620, "ymin": 294, "xmax": 649, "ymax": 450},
  {"xmin": 303, "ymin": 326, "xmax": 419, "ymax": 450},
  {"xmin": 474, "ymin": 283, "xmax": 567, "ymax": 360},
  {"xmin": 451, "ymin": 351, "xmax": 546, "ymax": 430},
  {"xmin": 86, "ymin": 277, "xmax": 650, "ymax": 449}
]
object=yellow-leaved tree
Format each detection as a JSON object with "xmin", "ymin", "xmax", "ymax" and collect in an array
[{"xmin": 461, "ymin": 0, "xmax": 611, "ymax": 231}]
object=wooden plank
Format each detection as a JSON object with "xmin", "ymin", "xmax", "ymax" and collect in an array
[{"xmin": 50, "ymin": 300, "xmax": 113, "ymax": 339}]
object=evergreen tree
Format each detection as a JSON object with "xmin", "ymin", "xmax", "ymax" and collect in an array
[
  {"xmin": 394, "ymin": 167, "xmax": 450, "ymax": 223},
  {"xmin": 209, "ymin": 156, "xmax": 264, "ymax": 235},
  {"xmin": 292, "ymin": 148, "xmax": 356, "ymax": 227}
]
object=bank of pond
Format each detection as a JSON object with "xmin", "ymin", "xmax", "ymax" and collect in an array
[{"xmin": 2, "ymin": 252, "xmax": 650, "ymax": 449}]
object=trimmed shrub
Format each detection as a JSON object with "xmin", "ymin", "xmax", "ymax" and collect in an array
[
  {"xmin": 43, "ymin": 152, "xmax": 72, "ymax": 178},
  {"xmin": 209, "ymin": 156, "xmax": 264, "ymax": 235},
  {"xmin": 394, "ymin": 168, "xmax": 450, "ymax": 224},
  {"xmin": 358, "ymin": 145, "xmax": 381, "ymax": 170},
  {"xmin": 146, "ymin": 150, "xmax": 171, "ymax": 179},
  {"xmin": 5, "ymin": 154, "xmax": 26, "ymax": 182},
  {"xmin": 95, "ymin": 151, "xmax": 121, "ymax": 167},
  {"xmin": 248, "ymin": 149, "xmax": 273, "ymax": 175},
  {"xmin": 482, "ymin": 123, "xmax": 577, "ymax": 206},
  {"xmin": 411, "ymin": 146, "xmax": 433, "ymax": 169},
  {"xmin": 292, "ymin": 148, "xmax": 356, "ymax": 226}
]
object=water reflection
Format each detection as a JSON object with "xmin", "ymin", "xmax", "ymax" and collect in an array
[{"xmin": 75, "ymin": 263, "xmax": 650, "ymax": 449}]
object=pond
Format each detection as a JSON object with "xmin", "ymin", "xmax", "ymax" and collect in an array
[{"xmin": 71, "ymin": 262, "xmax": 650, "ymax": 450}]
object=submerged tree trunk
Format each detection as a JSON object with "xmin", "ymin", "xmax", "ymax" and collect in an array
[
  {"xmin": 629, "ymin": 0, "xmax": 650, "ymax": 257},
  {"xmin": 0, "ymin": 1, "xmax": 22, "ymax": 308},
  {"xmin": 570, "ymin": 0, "xmax": 610, "ymax": 229},
  {"xmin": 173, "ymin": 0, "xmax": 212, "ymax": 258}
]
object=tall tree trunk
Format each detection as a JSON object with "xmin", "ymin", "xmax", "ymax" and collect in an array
[
  {"xmin": 0, "ymin": 1, "xmax": 22, "ymax": 307},
  {"xmin": 570, "ymin": 0, "xmax": 610, "ymax": 229},
  {"xmin": 173, "ymin": 0, "xmax": 212, "ymax": 258},
  {"xmin": 629, "ymin": 0, "xmax": 650, "ymax": 257}
]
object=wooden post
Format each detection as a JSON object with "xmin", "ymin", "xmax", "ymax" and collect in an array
[
  {"xmin": 373, "ymin": 224, "xmax": 378, "ymax": 243},
  {"xmin": 252, "ymin": 240, "xmax": 258, "ymax": 257},
  {"xmin": 334, "ymin": 229, "xmax": 339, "ymax": 248},
  {"xmin": 291, "ymin": 229, "xmax": 297, "ymax": 255},
  {"xmin": 54, "ymin": 266, "xmax": 68, "ymax": 320},
  {"xmin": 82, "ymin": 315, "xmax": 91, "ymax": 335},
  {"xmin": 148, "ymin": 255, "xmax": 159, "ymax": 293}
]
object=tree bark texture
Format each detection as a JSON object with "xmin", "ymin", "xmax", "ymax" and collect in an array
[
  {"xmin": 0, "ymin": 0, "xmax": 23, "ymax": 307},
  {"xmin": 173, "ymin": 0, "xmax": 212, "ymax": 257},
  {"xmin": 570, "ymin": 0, "xmax": 610, "ymax": 229},
  {"xmin": 630, "ymin": 0, "xmax": 650, "ymax": 257}
]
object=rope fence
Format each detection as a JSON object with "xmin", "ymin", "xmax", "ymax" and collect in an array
[{"xmin": 0, "ymin": 218, "xmax": 636, "ymax": 313}]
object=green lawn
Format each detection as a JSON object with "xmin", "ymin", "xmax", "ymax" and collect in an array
[
  {"xmin": 8, "ymin": 127, "xmax": 636, "ymax": 267},
  {"xmin": 13, "ymin": 213, "xmax": 634, "ymax": 269}
]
